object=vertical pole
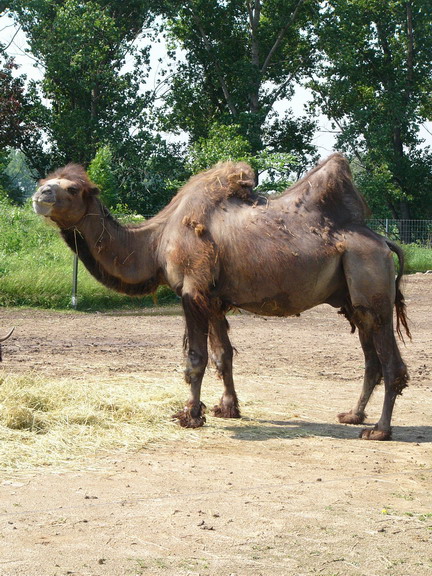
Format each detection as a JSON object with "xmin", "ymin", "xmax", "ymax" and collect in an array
[{"xmin": 71, "ymin": 254, "xmax": 79, "ymax": 309}]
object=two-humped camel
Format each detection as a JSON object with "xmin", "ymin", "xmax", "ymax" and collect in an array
[{"xmin": 32, "ymin": 154, "xmax": 410, "ymax": 440}]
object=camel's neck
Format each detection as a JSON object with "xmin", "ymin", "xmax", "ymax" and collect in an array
[{"xmin": 61, "ymin": 198, "xmax": 161, "ymax": 296}]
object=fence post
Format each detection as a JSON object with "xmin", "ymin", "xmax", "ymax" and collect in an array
[{"xmin": 71, "ymin": 254, "xmax": 79, "ymax": 309}]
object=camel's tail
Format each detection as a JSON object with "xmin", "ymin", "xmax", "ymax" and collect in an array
[{"xmin": 386, "ymin": 240, "xmax": 411, "ymax": 341}]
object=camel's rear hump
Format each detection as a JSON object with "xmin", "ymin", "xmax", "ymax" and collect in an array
[{"xmin": 284, "ymin": 153, "xmax": 370, "ymax": 224}]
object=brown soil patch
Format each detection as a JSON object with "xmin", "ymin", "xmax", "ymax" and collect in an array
[{"xmin": 0, "ymin": 274, "xmax": 431, "ymax": 576}]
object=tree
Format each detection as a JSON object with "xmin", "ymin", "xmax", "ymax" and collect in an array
[
  {"xmin": 311, "ymin": 0, "xmax": 432, "ymax": 220},
  {"xmin": 7, "ymin": 0, "xmax": 157, "ymax": 168},
  {"xmin": 87, "ymin": 145, "xmax": 119, "ymax": 208},
  {"xmin": 88, "ymin": 136, "xmax": 188, "ymax": 216},
  {"xmin": 0, "ymin": 56, "xmax": 24, "ymax": 149},
  {"xmin": 158, "ymin": 0, "xmax": 319, "ymax": 171},
  {"xmin": 5, "ymin": 0, "xmax": 193, "ymax": 213},
  {"xmin": 4, "ymin": 149, "xmax": 36, "ymax": 201},
  {"xmin": 0, "ymin": 44, "xmax": 47, "ymax": 190},
  {"xmin": 0, "ymin": 51, "xmax": 45, "ymax": 165},
  {"xmin": 188, "ymin": 122, "xmax": 296, "ymax": 192}
]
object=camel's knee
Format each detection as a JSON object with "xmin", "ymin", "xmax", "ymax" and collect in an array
[
  {"xmin": 184, "ymin": 349, "xmax": 208, "ymax": 383},
  {"xmin": 351, "ymin": 303, "xmax": 391, "ymax": 334},
  {"xmin": 211, "ymin": 352, "xmax": 233, "ymax": 380}
]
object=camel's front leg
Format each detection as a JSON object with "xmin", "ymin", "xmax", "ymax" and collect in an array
[
  {"xmin": 209, "ymin": 316, "xmax": 240, "ymax": 419},
  {"xmin": 172, "ymin": 294, "xmax": 209, "ymax": 428}
]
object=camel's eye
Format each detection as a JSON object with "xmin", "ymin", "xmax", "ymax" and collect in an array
[{"xmin": 67, "ymin": 186, "xmax": 79, "ymax": 195}]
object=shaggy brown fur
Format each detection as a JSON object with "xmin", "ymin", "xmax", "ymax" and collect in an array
[
  {"xmin": 40, "ymin": 164, "xmax": 100, "ymax": 202},
  {"xmin": 33, "ymin": 154, "xmax": 410, "ymax": 440}
]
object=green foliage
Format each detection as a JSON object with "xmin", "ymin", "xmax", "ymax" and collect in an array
[
  {"xmin": 0, "ymin": 53, "xmax": 46, "ymax": 173},
  {"xmin": 187, "ymin": 123, "xmax": 252, "ymax": 172},
  {"xmin": 253, "ymin": 149, "xmax": 297, "ymax": 194},
  {"xmin": 160, "ymin": 0, "xmax": 318, "ymax": 157},
  {"xmin": 187, "ymin": 122, "xmax": 296, "ymax": 193},
  {"xmin": 403, "ymin": 244, "xmax": 432, "ymax": 273},
  {"xmin": 3, "ymin": 0, "xmax": 431, "ymax": 218},
  {"xmin": 107, "ymin": 135, "xmax": 188, "ymax": 216},
  {"xmin": 0, "ymin": 150, "xmax": 11, "ymax": 200},
  {"xmin": 264, "ymin": 112, "xmax": 319, "ymax": 178},
  {"xmin": 87, "ymin": 146, "xmax": 119, "ymax": 208},
  {"xmin": 3, "ymin": 149, "xmax": 37, "ymax": 202},
  {"xmin": 311, "ymin": 0, "xmax": 432, "ymax": 218},
  {"xmin": 352, "ymin": 158, "xmax": 402, "ymax": 218},
  {"xmin": 7, "ymin": 0, "xmax": 155, "ymax": 168}
]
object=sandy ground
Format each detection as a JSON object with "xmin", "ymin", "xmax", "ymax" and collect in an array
[{"xmin": 0, "ymin": 274, "xmax": 431, "ymax": 576}]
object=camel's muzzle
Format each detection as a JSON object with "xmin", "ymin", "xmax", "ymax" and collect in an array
[{"xmin": 32, "ymin": 185, "xmax": 56, "ymax": 216}]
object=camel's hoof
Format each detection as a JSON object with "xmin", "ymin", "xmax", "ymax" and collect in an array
[
  {"xmin": 338, "ymin": 411, "xmax": 366, "ymax": 425},
  {"xmin": 359, "ymin": 427, "xmax": 391, "ymax": 441},
  {"xmin": 172, "ymin": 403, "xmax": 206, "ymax": 428},
  {"xmin": 212, "ymin": 404, "xmax": 241, "ymax": 419}
]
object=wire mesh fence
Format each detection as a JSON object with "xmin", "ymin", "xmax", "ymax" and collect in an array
[{"xmin": 367, "ymin": 220, "xmax": 432, "ymax": 247}]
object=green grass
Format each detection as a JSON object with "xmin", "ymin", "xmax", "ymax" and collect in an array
[
  {"xmin": 403, "ymin": 243, "xmax": 432, "ymax": 273},
  {"xmin": 0, "ymin": 199, "xmax": 431, "ymax": 310}
]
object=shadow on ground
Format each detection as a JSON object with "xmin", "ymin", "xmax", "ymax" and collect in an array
[{"xmin": 223, "ymin": 418, "xmax": 432, "ymax": 443}]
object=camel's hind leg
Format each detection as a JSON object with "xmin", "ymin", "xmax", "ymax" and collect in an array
[
  {"xmin": 209, "ymin": 316, "xmax": 241, "ymax": 419},
  {"xmin": 342, "ymin": 241, "xmax": 409, "ymax": 440},
  {"xmin": 172, "ymin": 294, "xmax": 209, "ymax": 428},
  {"xmin": 338, "ymin": 328, "xmax": 383, "ymax": 425},
  {"xmin": 360, "ymin": 322, "xmax": 408, "ymax": 440}
]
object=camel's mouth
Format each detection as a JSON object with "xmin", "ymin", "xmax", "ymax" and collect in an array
[{"xmin": 32, "ymin": 197, "xmax": 54, "ymax": 216}]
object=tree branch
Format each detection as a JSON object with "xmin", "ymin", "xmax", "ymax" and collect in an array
[
  {"xmin": 405, "ymin": 1, "xmax": 414, "ymax": 102},
  {"xmin": 260, "ymin": 0, "xmax": 306, "ymax": 76},
  {"xmin": 247, "ymin": 0, "xmax": 261, "ymax": 68},
  {"xmin": 266, "ymin": 68, "xmax": 300, "ymax": 108},
  {"xmin": 186, "ymin": 0, "xmax": 238, "ymax": 118},
  {"xmin": 309, "ymin": 77, "xmax": 364, "ymax": 163}
]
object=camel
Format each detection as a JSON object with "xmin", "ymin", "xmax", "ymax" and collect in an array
[
  {"xmin": 0, "ymin": 328, "xmax": 14, "ymax": 362},
  {"xmin": 32, "ymin": 154, "xmax": 410, "ymax": 440}
]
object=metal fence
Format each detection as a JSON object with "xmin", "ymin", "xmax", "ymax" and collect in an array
[{"xmin": 367, "ymin": 219, "xmax": 432, "ymax": 247}]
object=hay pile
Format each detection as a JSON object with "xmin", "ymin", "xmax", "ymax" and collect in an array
[
  {"xmin": 0, "ymin": 372, "xmax": 189, "ymax": 472},
  {"xmin": 0, "ymin": 371, "xmax": 304, "ymax": 472}
]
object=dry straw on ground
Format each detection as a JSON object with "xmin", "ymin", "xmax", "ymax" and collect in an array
[
  {"xmin": 0, "ymin": 372, "xmax": 190, "ymax": 471},
  {"xmin": 0, "ymin": 370, "xmax": 298, "ymax": 473}
]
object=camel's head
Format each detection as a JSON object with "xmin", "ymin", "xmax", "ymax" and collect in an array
[{"xmin": 33, "ymin": 164, "xmax": 99, "ymax": 227}]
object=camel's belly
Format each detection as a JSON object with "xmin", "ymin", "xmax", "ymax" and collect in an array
[
  {"xmin": 217, "ymin": 254, "xmax": 344, "ymax": 317},
  {"xmin": 235, "ymin": 293, "xmax": 304, "ymax": 317}
]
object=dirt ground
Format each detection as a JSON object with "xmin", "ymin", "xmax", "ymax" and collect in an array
[{"xmin": 0, "ymin": 274, "xmax": 431, "ymax": 576}]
